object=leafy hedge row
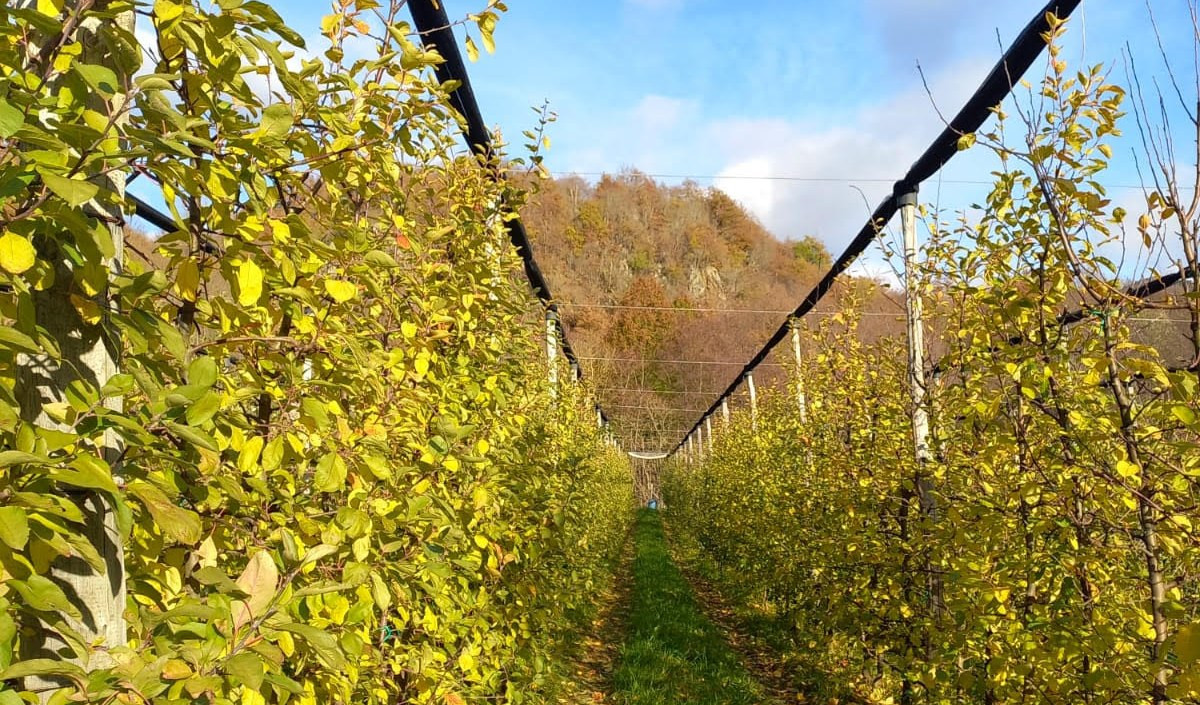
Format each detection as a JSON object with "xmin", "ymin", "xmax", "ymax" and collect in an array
[
  {"xmin": 0, "ymin": 1, "xmax": 633, "ymax": 704},
  {"xmin": 665, "ymin": 29, "xmax": 1200, "ymax": 705}
]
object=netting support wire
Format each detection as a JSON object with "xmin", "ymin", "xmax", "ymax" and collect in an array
[{"xmin": 665, "ymin": 0, "xmax": 1082, "ymax": 458}]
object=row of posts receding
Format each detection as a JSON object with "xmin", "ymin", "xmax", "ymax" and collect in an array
[{"xmin": 678, "ymin": 185, "xmax": 929, "ymax": 476}]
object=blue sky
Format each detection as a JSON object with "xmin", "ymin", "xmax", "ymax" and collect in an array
[{"xmin": 215, "ymin": 2, "xmax": 1200, "ymax": 279}]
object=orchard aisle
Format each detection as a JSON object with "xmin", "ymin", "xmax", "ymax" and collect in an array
[{"xmin": 608, "ymin": 511, "xmax": 784, "ymax": 705}]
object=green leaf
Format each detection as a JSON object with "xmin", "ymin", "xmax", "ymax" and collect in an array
[
  {"xmin": 0, "ymin": 450, "xmax": 50, "ymax": 467},
  {"xmin": 276, "ymin": 623, "xmax": 347, "ymax": 669},
  {"xmin": 73, "ymin": 63, "xmax": 119, "ymax": 98},
  {"xmin": 0, "ymin": 507, "xmax": 28, "ymax": 550},
  {"xmin": 0, "ymin": 99, "xmax": 23, "ymax": 138},
  {"xmin": 188, "ymin": 356, "xmax": 219, "ymax": 388},
  {"xmin": 47, "ymin": 454, "xmax": 118, "ymax": 494},
  {"xmin": 39, "ymin": 170, "xmax": 98, "ymax": 207},
  {"xmin": 186, "ymin": 391, "xmax": 221, "ymax": 426},
  {"xmin": 301, "ymin": 398, "xmax": 330, "ymax": 431},
  {"xmin": 0, "ymin": 327, "xmax": 41, "ymax": 354},
  {"xmin": 126, "ymin": 480, "xmax": 201, "ymax": 545},
  {"xmin": 301, "ymin": 543, "xmax": 338, "ymax": 566},
  {"xmin": 225, "ymin": 650, "xmax": 264, "ymax": 689},
  {"xmin": 259, "ymin": 103, "xmax": 293, "ymax": 140},
  {"xmin": 9, "ymin": 575, "xmax": 81, "ymax": 618},
  {"xmin": 0, "ymin": 233, "xmax": 36, "ymax": 275},
  {"xmin": 164, "ymin": 421, "xmax": 219, "ymax": 452},
  {"xmin": 193, "ymin": 566, "xmax": 242, "ymax": 595},
  {"xmin": 0, "ymin": 658, "xmax": 85, "ymax": 682},
  {"xmin": 314, "ymin": 451, "xmax": 347, "ymax": 492}
]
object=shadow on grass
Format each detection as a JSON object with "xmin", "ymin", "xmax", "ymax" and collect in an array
[{"xmin": 611, "ymin": 510, "xmax": 772, "ymax": 705}]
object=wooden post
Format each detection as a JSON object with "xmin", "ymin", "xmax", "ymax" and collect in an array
[
  {"xmin": 596, "ymin": 405, "xmax": 603, "ymax": 429},
  {"xmin": 705, "ymin": 416, "xmax": 713, "ymax": 454},
  {"xmin": 15, "ymin": 5, "xmax": 133, "ymax": 696},
  {"xmin": 722, "ymin": 398, "xmax": 730, "ymax": 425},
  {"xmin": 791, "ymin": 321, "xmax": 808, "ymax": 424},
  {"xmin": 545, "ymin": 309, "xmax": 558, "ymax": 398},
  {"xmin": 570, "ymin": 360, "xmax": 581, "ymax": 383},
  {"xmin": 746, "ymin": 371, "xmax": 758, "ymax": 429},
  {"xmin": 899, "ymin": 187, "xmax": 935, "ymax": 514}
]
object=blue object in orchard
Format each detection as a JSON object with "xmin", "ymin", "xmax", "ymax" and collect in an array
[{"xmin": 648, "ymin": 500, "xmax": 658, "ymax": 510}]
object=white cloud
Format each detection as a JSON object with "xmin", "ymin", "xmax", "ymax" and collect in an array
[
  {"xmin": 703, "ymin": 57, "xmax": 996, "ymax": 254},
  {"xmin": 631, "ymin": 95, "xmax": 690, "ymax": 133}
]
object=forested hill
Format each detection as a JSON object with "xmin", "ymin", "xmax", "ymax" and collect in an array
[{"xmin": 521, "ymin": 171, "xmax": 898, "ymax": 450}]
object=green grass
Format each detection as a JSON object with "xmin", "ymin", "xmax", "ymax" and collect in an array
[{"xmin": 611, "ymin": 510, "xmax": 772, "ymax": 705}]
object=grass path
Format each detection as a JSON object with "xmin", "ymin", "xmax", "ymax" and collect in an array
[{"xmin": 610, "ymin": 510, "xmax": 778, "ymax": 705}]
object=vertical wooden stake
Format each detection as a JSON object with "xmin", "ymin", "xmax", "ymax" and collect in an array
[
  {"xmin": 722, "ymin": 398, "xmax": 730, "ymax": 425},
  {"xmin": 705, "ymin": 416, "xmax": 713, "ymax": 454},
  {"xmin": 596, "ymin": 405, "xmax": 603, "ymax": 429},
  {"xmin": 16, "ymin": 6, "xmax": 133, "ymax": 696},
  {"xmin": 791, "ymin": 322, "xmax": 808, "ymax": 424},
  {"xmin": 545, "ymin": 308, "xmax": 558, "ymax": 399},
  {"xmin": 900, "ymin": 187, "xmax": 935, "ymax": 514}
]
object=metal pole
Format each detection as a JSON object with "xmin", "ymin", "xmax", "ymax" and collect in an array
[
  {"xmin": 746, "ymin": 371, "xmax": 758, "ymax": 429},
  {"xmin": 545, "ymin": 309, "xmax": 558, "ymax": 398},
  {"xmin": 791, "ymin": 322, "xmax": 808, "ymax": 424},
  {"xmin": 899, "ymin": 187, "xmax": 935, "ymax": 514}
]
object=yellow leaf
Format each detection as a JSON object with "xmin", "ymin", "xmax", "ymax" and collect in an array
[
  {"xmin": 176, "ymin": 259, "xmax": 200, "ymax": 302},
  {"xmin": 458, "ymin": 651, "xmax": 476, "ymax": 672},
  {"xmin": 1179, "ymin": 624, "xmax": 1200, "ymax": 662},
  {"xmin": 153, "ymin": 0, "xmax": 183, "ymax": 22},
  {"xmin": 323, "ymin": 279, "xmax": 356, "ymax": 303},
  {"xmin": 232, "ymin": 551, "xmax": 279, "ymax": 630},
  {"xmin": 161, "ymin": 659, "xmax": 192, "ymax": 680},
  {"xmin": 70, "ymin": 294, "xmax": 102, "ymax": 324},
  {"xmin": 236, "ymin": 260, "xmax": 263, "ymax": 306},
  {"xmin": 0, "ymin": 233, "xmax": 37, "ymax": 274},
  {"xmin": 36, "ymin": 0, "xmax": 64, "ymax": 17}
]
